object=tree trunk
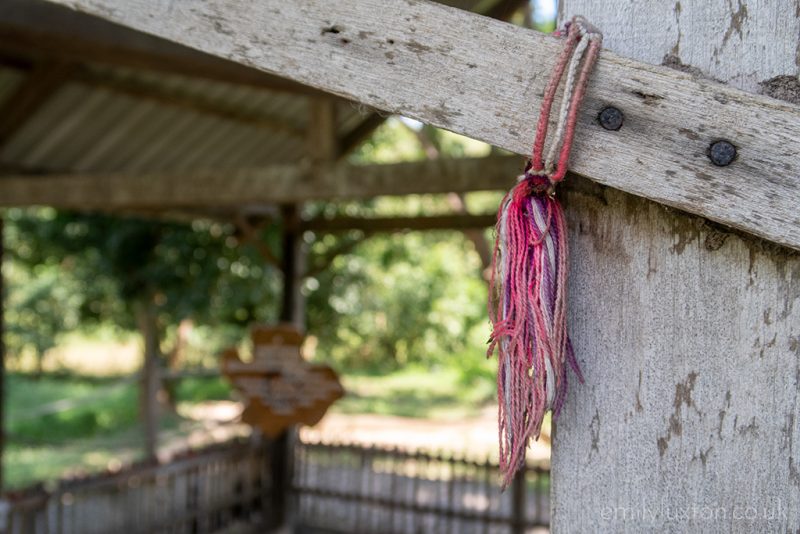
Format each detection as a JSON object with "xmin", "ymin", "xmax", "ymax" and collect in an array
[
  {"xmin": 0, "ymin": 217, "xmax": 5, "ymax": 491},
  {"xmin": 136, "ymin": 299, "xmax": 161, "ymax": 460}
]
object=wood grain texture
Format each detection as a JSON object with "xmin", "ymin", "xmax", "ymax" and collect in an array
[
  {"xmin": 560, "ymin": 0, "xmax": 800, "ymax": 94},
  {"xmin": 551, "ymin": 2, "xmax": 800, "ymax": 532},
  {"xmin": 0, "ymin": 155, "xmax": 522, "ymax": 208},
  {"xmin": 40, "ymin": 0, "xmax": 800, "ymax": 250}
]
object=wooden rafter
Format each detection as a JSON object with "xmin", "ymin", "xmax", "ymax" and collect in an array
[
  {"xmin": 0, "ymin": 155, "xmax": 522, "ymax": 208},
  {"xmin": 42, "ymin": 0, "xmax": 800, "ymax": 250},
  {"xmin": 337, "ymin": 112, "xmax": 387, "ymax": 159},
  {"xmin": 300, "ymin": 213, "xmax": 496, "ymax": 233}
]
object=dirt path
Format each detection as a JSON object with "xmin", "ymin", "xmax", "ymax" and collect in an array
[{"xmin": 176, "ymin": 401, "xmax": 551, "ymax": 462}]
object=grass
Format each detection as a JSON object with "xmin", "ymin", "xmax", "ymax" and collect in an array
[
  {"xmin": 2, "ymin": 357, "xmax": 498, "ymax": 489},
  {"xmin": 4, "ymin": 373, "xmax": 232, "ymax": 489},
  {"xmin": 333, "ymin": 363, "xmax": 495, "ymax": 419}
]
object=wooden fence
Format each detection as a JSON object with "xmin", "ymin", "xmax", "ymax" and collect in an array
[
  {"xmin": 1, "ymin": 437, "xmax": 551, "ymax": 533},
  {"xmin": 293, "ymin": 440, "xmax": 550, "ymax": 534},
  {"xmin": 0, "ymin": 437, "xmax": 274, "ymax": 534}
]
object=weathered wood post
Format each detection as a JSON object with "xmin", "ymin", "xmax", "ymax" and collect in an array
[
  {"xmin": 510, "ymin": 465, "xmax": 527, "ymax": 534},
  {"xmin": 552, "ymin": 2, "xmax": 800, "ymax": 531},
  {"xmin": 270, "ymin": 98, "xmax": 336, "ymax": 528},
  {"xmin": 269, "ymin": 203, "xmax": 300, "ymax": 529}
]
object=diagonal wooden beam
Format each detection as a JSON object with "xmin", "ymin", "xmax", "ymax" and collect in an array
[
  {"xmin": 42, "ymin": 0, "xmax": 800, "ymax": 251},
  {"xmin": 0, "ymin": 155, "xmax": 522, "ymax": 209},
  {"xmin": 335, "ymin": 0, "xmax": 528, "ymax": 160},
  {"xmin": 337, "ymin": 112, "xmax": 388, "ymax": 159},
  {"xmin": 0, "ymin": 61, "xmax": 74, "ymax": 148}
]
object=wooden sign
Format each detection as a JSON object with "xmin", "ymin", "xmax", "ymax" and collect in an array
[{"xmin": 221, "ymin": 324, "xmax": 344, "ymax": 438}]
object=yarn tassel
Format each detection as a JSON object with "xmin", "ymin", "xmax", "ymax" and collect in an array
[{"xmin": 488, "ymin": 16, "xmax": 602, "ymax": 488}]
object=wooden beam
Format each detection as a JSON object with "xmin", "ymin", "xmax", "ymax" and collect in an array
[
  {"xmin": 308, "ymin": 99, "xmax": 339, "ymax": 165},
  {"xmin": 337, "ymin": 112, "xmax": 388, "ymax": 159},
  {"xmin": 334, "ymin": 0, "xmax": 528, "ymax": 159},
  {"xmin": 0, "ymin": 155, "xmax": 522, "ymax": 208},
  {"xmin": 0, "ymin": 61, "xmax": 73, "ymax": 147},
  {"xmin": 301, "ymin": 213, "xmax": 496, "ymax": 233},
  {"xmin": 42, "ymin": 0, "xmax": 800, "ymax": 250}
]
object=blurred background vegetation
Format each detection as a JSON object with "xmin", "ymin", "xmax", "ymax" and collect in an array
[{"xmin": 2, "ymin": 120, "xmax": 505, "ymax": 488}]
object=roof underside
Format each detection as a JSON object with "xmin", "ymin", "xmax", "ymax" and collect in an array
[{"xmin": 0, "ymin": 0, "xmax": 525, "ymax": 180}]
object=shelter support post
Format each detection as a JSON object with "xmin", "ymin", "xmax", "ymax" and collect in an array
[
  {"xmin": 269, "ymin": 203, "xmax": 302, "ymax": 528},
  {"xmin": 551, "ymin": 2, "xmax": 800, "ymax": 532},
  {"xmin": 510, "ymin": 465, "xmax": 526, "ymax": 534}
]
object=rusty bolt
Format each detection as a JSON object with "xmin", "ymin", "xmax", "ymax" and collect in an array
[
  {"xmin": 598, "ymin": 106, "xmax": 623, "ymax": 131},
  {"xmin": 708, "ymin": 140, "xmax": 736, "ymax": 166}
]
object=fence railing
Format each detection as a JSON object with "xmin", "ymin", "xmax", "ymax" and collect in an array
[
  {"xmin": 0, "ymin": 436, "xmax": 274, "ymax": 534},
  {"xmin": 293, "ymin": 440, "xmax": 550, "ymax": 534},
  {"xmin": 1, "ymin": 436, "xmax": 552, "ymax": 534}
]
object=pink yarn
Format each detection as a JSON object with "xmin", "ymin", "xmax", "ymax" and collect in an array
[{"xmin": 488, "ymin": 17, "xmax": 601, "ymax": 488}]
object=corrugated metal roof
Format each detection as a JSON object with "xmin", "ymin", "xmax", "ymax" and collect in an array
[{"xmin": 0, "ymin": 66, "xmax": 356, "ymax": 174}]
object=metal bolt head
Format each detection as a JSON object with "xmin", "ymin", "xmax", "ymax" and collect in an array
[
  {"xmin": 708, "ymin": 140, "xmax": 736, "ymax": 166},
  {"xmin": 598, "ymin": 106, "xmax": 623, "ymax": 131}
]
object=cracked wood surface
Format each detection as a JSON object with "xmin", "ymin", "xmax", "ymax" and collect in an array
[
  {"xmin": 552, "ymin": 2, "xmax": 800, "ymax": 532},
  {"xmin": 39, "ymin": 0, "xmax": 800, "ymax": 251}
]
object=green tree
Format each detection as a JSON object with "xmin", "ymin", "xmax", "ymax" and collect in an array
[{"xmin": 6, "ymin": 208, "xmax": 282, "ymax": 455}]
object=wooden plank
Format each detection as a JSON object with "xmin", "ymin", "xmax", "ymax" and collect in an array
[
  {"xmin": 338, "ymin": 112, "xmax": 387, "ymax": 159},
  {"xmin": 0, "ymin": 155, "xmax": 522, "ymax": 208},
  {"xmin": 300, "ymin": 213, "xmax": 496, "ymax": 233},
  {"xmin": 334, "ymin": 0, "xmax": 529, "ymax": 160},
  {"xmin": 308, "ymin": 99, "xmax": 339, "ymax": 165},
  {"xmin": 551, "ymin": 2, "xmax": 800, "ymax": 533},
  {"xmin": 40, "ymin": 0, "xmax": 800, "ymax": 250}
]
